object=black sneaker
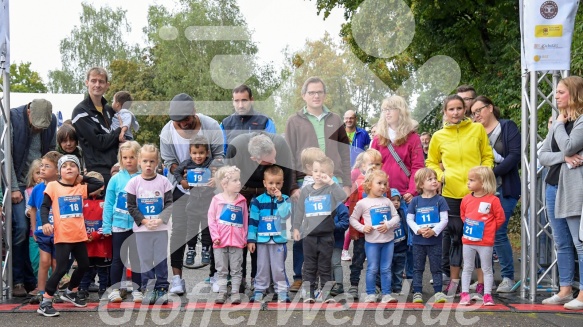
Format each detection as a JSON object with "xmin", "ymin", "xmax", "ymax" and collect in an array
[
  {"xmin": 155, "ymin": 289, "xmax": 169, "ymax": 305},
  {"xmin": 78, "ymin": 289, "xmax": 89, "ymax": 301},
  {"xmin": 185, "ymin": 249, "xmax": 196, "ymax": 266},
  {"xmin": 201, "ymin": 248, "xmax": 211, "ymax": 265},
  {"xmin": 61, "ymin": 292, "xmax": 87, "ymax": 307},
  {"xmin": 53, "ymin": 292, "xmax": 64, "ymax": 303},
  {"xmin": 37, "ymin": 301, "xmax": 60, "ymax": 317},
  {"xmin": 88, "ymin": 283, "xmax": 99, "ymax": 292}
]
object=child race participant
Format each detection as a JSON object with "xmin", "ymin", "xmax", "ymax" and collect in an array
[
  {"xmin": 25, "ymin": 158, "xmax": 43, "ymax": 285},
  {"xmin": 389, "ymin": 188, "xmax": 408, "ymax": 295},
  {"xmin": 111, "ymin": 91, "xmax": 140, "ymax": 142}
]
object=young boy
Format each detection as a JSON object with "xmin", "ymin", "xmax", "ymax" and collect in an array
[
  {"xmin": 78, "ymin": 171, "xmax": 112, "ymax": 300},
  {"xmin": 389, "ymin": 188, "xmax": 408, "ymax": 295},
  {"xmin": 37, "ymin": 155, "xmax": 104, "ymax": 317},
  {"xmin": 111, "ymin": 91, "xmax": 139, "ymax": 142},
  {"xmin": 28, "ymin": 151, "xmax": 63, "ymax": 304},
  {"xmin": 247, "ymin": 166, "xmax": 292, "ymax": 303},
  {"xmin": 173, "ymin": 135, "xmax": 221, "ymax": 271},
  {"xmin": 293, "ymin": 157, "xmax": 346, "ymax": 303}
]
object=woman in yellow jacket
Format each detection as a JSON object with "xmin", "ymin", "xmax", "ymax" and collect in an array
[{"xmin": 426, "ymin": 94, "xmax": 494, "ymax": 296}]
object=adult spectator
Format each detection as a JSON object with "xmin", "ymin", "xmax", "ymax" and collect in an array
[
  {"xmin": 426, "ymin": 94, "xmax": 493, "ymax": 295},
  {"xmin": 344, "ymin": 109, "xmax": 371, "ymax": 167},
  {"xmin": 285, "ymin": 76, "xmax": 351, "ymax": 292},
  {"xmin": 0, "ymin": 99, "xmax": 56, "ymax": 296},
  {"xmin": 71, "ymin": 67, "xmax": 121, "ymax": 187},
  {"xmin": 419, "ymin": 132, "xmax": 431, "ymax": 160},
  {"xmin": 225, "ymin": 132, "xmax": 294, "ymax": 291},
  {"xmin": 160, "ymin": 93, "xmax": 224, "ymax": 295},
  {"xmin": 220, "ymin": 85, "xmax": 276, "ymax": 153},
  {"xmin": 539, "ymin": 76, "xmax": 583, "ymax": 310},
  {"xmin": 470, "ymin": 96, "xmax": 520, "ymax": 293},
  {"xmin": 456, "ymin": 85, "xmax": 477, "ymax": 117}
]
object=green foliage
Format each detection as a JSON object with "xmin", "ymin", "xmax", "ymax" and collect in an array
[{"xmin": 1, "ymin": 62, "xmax": 47, "ymax": 93}]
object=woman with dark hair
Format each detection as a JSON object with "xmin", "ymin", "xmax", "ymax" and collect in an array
[
  {"xmin": 426, "ymin": 94, "xmax": 493, "ymax": 296},
  {"xmin": 470, "ymin": 96, "xmax": 521, "ymax": 294},
  {"xmin": 539, "ymin": 76, "xmax": 583, "ymax": 310}
]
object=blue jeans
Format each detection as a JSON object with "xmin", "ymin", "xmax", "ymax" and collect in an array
[
  {"xmin": 292, "ymin": 239, "xmax": 303, "ymax": 281},
  {"xmin": 565, "ymin": 217, "xmax": 583, "ymax": 289},
  {"xmin": 494, "ymin": 187, "xmax": 518, "ymax": 280},
  {"xmin": 364, "ymin": 241, "xmax": 394, "ymax": 295},
  {"xmin": 546, "ymin": 184, "xmax": 576, "ymax": 287},
  {"xmin": 12, "ymin": 186, "xmax": 37, "ymax": 287},
  {"xmin": 391, "ymin": 250, "xmax": 406, "ymax": 293}
]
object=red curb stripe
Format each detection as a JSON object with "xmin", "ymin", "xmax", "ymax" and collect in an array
[
  {"xmin": 100, "ymin": 301, "xmax": 181, "ymax": 310},
  {"xmin": 267, "ymin": 303, "xmax": 346, "ymax": 310},
  {"xmin": 17, "ymin": 303, "xmax": 100, "ymax": 312},
  {"xmin": 509, "ymin": 304, "xmax": 583, "ymax": 313},
  {"xmin": 430, "ymin": 303, "xmax": 511, "ymax": 311},
  {"xmin": 184, "ymin": 302, "xmax": 262, "ymax": 310},
  {"xmin": 0, "ymin": 304, "xmax": 21, "ymax": 312}
]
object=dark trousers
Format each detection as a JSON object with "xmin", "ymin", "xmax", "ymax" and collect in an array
[
  {"xmin": 349, "ymin": 237, "xmax": 366, "ymax": 286},
  {"xmin": 302, "ymin": 234, "xmax": 334, "ymax": 293},
  {"xmin": 110, "ymin": 230, "xmax": 142, "ymax": 290},
  {"xmin": 443, "ymin": 197, "xmax": 464, "ymax": 269},
  {"xmin": 45, "ymin": 242, "xmax": 90, "ymax": 296},
  {"xmin": 413, "ymin": 243, "xmax": 443, "ymax": 294},
  {"xmin": 80, "ymin": 265, "xmax": 109, "ymax": 291}
]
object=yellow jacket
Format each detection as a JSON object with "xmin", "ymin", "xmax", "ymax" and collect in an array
[{"xmin": 426, "ymin": 118, "xmax": 494, "ymax": 199}]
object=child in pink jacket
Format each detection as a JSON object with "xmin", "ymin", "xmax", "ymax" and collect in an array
[{"xmin": 208, "ymin": 166, "xmax": 248, "ymax": 305}]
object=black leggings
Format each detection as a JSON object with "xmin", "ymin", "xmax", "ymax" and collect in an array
[
  {"xmin": 45, "ymin": 242, "xmax": 90, "ymax": 296},
  {"xmin": 443, "ymin": 197, "xmax": 464, "ymax": 268}
]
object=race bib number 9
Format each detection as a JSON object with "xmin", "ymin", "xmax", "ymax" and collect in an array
[
  {"xmin": 305, "ymin": 194, "xmax": 332, "ymax": 217},
  {"xmin": 58, "ymin": 195, "xmax": 83, "ymax": 219},
  {"xmin": 415, "ymin": 206, "xmax": 439, "ymax": 228},
  {"xmin": 463, "ymin": 218, "xmax": 485, "ymax": 242},
  {"xmin": 369, "ymin": 206, "xmax": 391, "ymax": 229},
  {"xmin": 137, "ymin": 197, "xmax": 163, "ymax": 219},
  {"xmin": 115, "ymin": 192, "xmax": 128, "ymax": 214},
  {"xmin": 219, "ymin": 204, "xmax": 244, "ymax": 228},
  {"xmin": 187, "ymin": 168, "xmax": 211, "ymax": 187},
  {"xmin": 258, "ymin": 215, "xmax": 281, "ymax": 236}
]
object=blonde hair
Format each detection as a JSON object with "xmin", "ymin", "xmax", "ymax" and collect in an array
[
  {"xmin": 363, "ymin": 169, "xmax": 388, "ymax": 194},
  {"xmin": 139, "ymin": 144, "xmax": 160, "ymax": 162},
  {"xmin": 361, "ymin": 148, "xmax": 382, "ymax": 170},
  {"xmin": 315, "ymin": 156, "xmax": 334, "ymax": 176},
  {"xmin": 86, "ymin": 171, "xmax": 105, "ymax": 182},
  {"xmin": 558, "ymin": 76, "xmax": 583, "ymax": 120},
  {"xmin": 214, "ymin": 165, "xmax": 241, "ymax": 192},
  {"xmin": 468, "ymin": 166, "xmax": 497, "ymax": 195},
  {"xmin": 26, "ymin": 158, "xmax": 43, "ymax": 188},
  {"xmin": 301, "ymin": 147, "xmax": 326, "ymax": 171},
  {"xmin": 414, "ymin": 167, "xmax": 437, "ymax": 194},
  {"xmin": 376, "ymin": 95, "xmax": 415, "ymax": 146},
  {"xmin": 352, "ymin": 152, "xmax": 365, "ymax": 170},
  {"xmin": 118, "ymin": 141, "xmax": 141, "ymax": 170}
]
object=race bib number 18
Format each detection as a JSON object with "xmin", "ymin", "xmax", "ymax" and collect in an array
[{"xmin": 58, "ymin": 195, "xmax": 83, "ymax": 219}]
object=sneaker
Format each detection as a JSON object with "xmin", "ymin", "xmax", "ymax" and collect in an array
[
  {"xmin": 37, "ymin": 301, "xmax": 60, "ymax": 317},
  {"xmin": 412, "ymin": 292, "xmax": 423, "ymax": 303},
  {"xmin": 364, "ymin": 294, "xmax": 377, "ymax": 303},
  {"xmin": 78, "ymin": 289, "xmax": 89, "ymax": 301},
  {"xmin": 444, "ymin": 280, "xmax": 460, "ymax": 298},
  {"xmin": 108, "ymin": 289, "xmax": 123, "ymax": 303},
  {"xmin": 380, "ymin": 294, "xmax": 397, "ymax": 303},
  {"xmin": 185, "ymin": 249, "xmax": 196, "ymax": 266},
  {"xmin": 564, "ymin": 298, "xmax": 583, "ymax": 310},
  {"xmin": 250, "ymin": 291, "xmax": 264, "ymax": 303},
  {"xmin": 13, "ymin": 283, "xmax": 27, "ymax": 297},
  {"xmin": 472, "ymin": 283, "xmax": 484, "ymax": 301},
  {"xmin": 442, "ymin": 273, "xmax": 450, "ymax": 285},
  {"xmin": 201, "ymin": 248, "xmax": 211, "ymax": 265},
  {"xmin": 230, "ymin": 293, "xmax": 241, "ymax": 305},
  {"xmin": 215, "ymin": 292, "xmax": 228, "ymax": 304},
  {"xmin": 30, "ymin": 294, "xmax": 43, "ymax": 304},
  {"xmin": 88, "ymin": 282, "xmax": 99, "ymax": 292},
  {"xmin": 58, "ymin": 274, "xmax": 71, "ymax": 290},
  {"xmin": 53, "ymin": 292, "xmax": 64, "ymax": 303},
  {"xmin": 28, "ymin": 288, "xmax": 41, "ymax": 296},
  {"xmin": 169, "ymin": 275, "xmax": 185, "ymax": 295},
  {"xmin": 61, "ymin": 291, "xmax": 87, "ymax": 307},
  {"xmin": 469, "ymin": 281, "xmax": 478, "ymax": 291},
  {"xmin": 132, "ymin": 291, "xmax": 143, "ymax": 303},
  {"xmin": 143, "ymin": 290, "xmax": 157, "ymax": 305},
  {"xmin": 330, "ymin": 284, "xmax": 344, "ymax": 296},
  {"xmin": 542, "ymin": 293, "xmax": 574, "ymax": 305},
  {"xmin": 303, "ymin": 295, "xmax": 315, "ymax": 303},
  {"xmin": 341, "ymin": 250, "xmax": 352, "ymax": 261},
  {"xmin": 204, "ymin": 277, "xmax": 211, "ymax": 284},
  {"xmin": 347, "ymin": 285, "xmax": 359, "ymax": 299},
  {"xmin": 278, "ymin": 292, "xmax": 291, "ymax": 303},
  {"xmin": 496, "ymin": 278, "xmax": 515, "ymax": 293},
  {"xmin": 483, "ymin": 294, "xmax": 495, "ymax": 306},
  {"xmin": 156, "ymin": 289, "xmax": 168, "ymax": 305},
  {"xmin": 433, "ymin": 292, "xmax": 447, "ymax": 303},
  {"xmin": 459, "ymin": 292, "xmax": 471, "ymax": 305},
  {"xmin": 119, "ymin": 288, "xmax": 128, "ymax": 300},
  {"xmin": 290, "ymin": 280, "xmax": 302, "ymax": 292},
  {"xmin": 492, "ymin": 253, "xmax": 499, "ymax": 263}
]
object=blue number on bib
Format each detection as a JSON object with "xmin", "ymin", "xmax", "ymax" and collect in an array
[
  {"xmin": 219, "ymin": 204, "xmax": 244, "ymax": 227},
  {"xmin": 115, "ymin": 192, "xmax": 128, "ymax": 214},
  {"xmin": 187, "ymin": 168, "xmax": 211, "ymax": 187},
  {"xmin": 393, "ymin": 222, "xmax": 406, "ymax": 243},
  {"xmin": 258, "ymin": 215, "xmax": 281, "ymax": 236},
  {"xmin": 369, "ymin": 206, "xmax": 391, "ymax": 229},
  {"xmin": 137, "ymin": 197, "xmax": 163, "ymax": 219},
  {"xmin": 463, "ymin": 218, "xmax": 485, "ymax": 241},
  {"xmin": 58, "ymin": 195, "xmax": 83, "ymax": 218},
  {"xmin": 415, "ymin": 206, "xmax": 440, "ymax": 228},
  {"xmin": 305, "ymin": 194, "xmax": 332, "ymax": 217}
]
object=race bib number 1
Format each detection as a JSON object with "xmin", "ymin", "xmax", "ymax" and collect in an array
[
  {"xmin": 115, "ymin": 192, "xmax": 128, "ymax": 214},
  {"xmin": 58, "ymin": 195, "xmax": 83, "ymax": 219}
]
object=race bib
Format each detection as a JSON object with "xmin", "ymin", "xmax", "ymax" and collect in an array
[
  {"xmin": 38, "ymin": 209, "xmax": 54, "ymax": 230},
  {"xmin": 369, "ymin": 206, "xmax": 391, "ymax": 229},
  {"xmin": 85, "ymin": 219, "xmax": 103, "ymax": 234},
  {"xmin": 219, "ymin": 204, "xmax": 244, "ymax": 228},
  {"xmin": 58, "ymin": 195, "xmax": 83, "ymax": 219},
  {"xmin": 415, "ymin": 206, "xmax": 439, "ymax": 228},
  {"xmin": 393, "ymin": 222, "xmax": 406, "ymax": 243},
  {"xmin": 114, "ymin": 192, "xmax": 128, "ymax": 214},
  {"xmin": 305, "ymin": 194, "xmax": 332, "ymax": 217},
  {"xmin": 258, "ymin": 215, "xmax": 281, "ymax": 236},
  {"xmin": 137, "ymin": 197, "xmax": 163, "ymax": 219},
  {"xmin": 463, "ymin": 218, "xmax": 485, "ymax": 241},
  {"xmin": 187, "ymin": 168, "xmax": 211, "ymax": 187}
]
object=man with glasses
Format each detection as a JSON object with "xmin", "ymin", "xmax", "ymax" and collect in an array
[
  {"xmin": 344, "ymin": 109, "xmax": 371, "ymax": 167},
  {"xmin": 285, "ymin": 76, "xmax": 351, "ymax": 293},
  {"xmin": 456, "ymin": 85, "xmax": 477, "ymax": 117}
]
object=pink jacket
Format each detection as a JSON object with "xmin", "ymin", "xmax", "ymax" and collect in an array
[
  {"xmin": 371, "ymin": 133, "xmax": 425, "ymax": 196},
  {"xmin": 208, "ymin": 193, "xmax": 249, "ymax": 249}
]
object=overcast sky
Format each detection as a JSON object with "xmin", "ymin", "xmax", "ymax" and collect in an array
[{"xmin": 8, "ymin": 0, "xmax": 345, "ymax": 86}]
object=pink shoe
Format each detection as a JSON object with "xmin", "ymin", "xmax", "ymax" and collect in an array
[
  {"xmin": 483, "ymin": 294, "xmax": 495, "ymax": 306},
  {"xmin": 459, "ymin": 292, "xmax": 470, "ymax": 305}
]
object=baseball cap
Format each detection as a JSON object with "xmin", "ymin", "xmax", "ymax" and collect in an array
[
  {"xmin": 29, "ymin": 99, "xmax": 53, "ymax": 129},
  {"xmin": 58, "ymin": 155, "xmax": 81, "ymax": 174},
  {"xmin": 169, "ymin": 93, "xmax": 195, "ymax": 121},
  {"xmin": 390, "ymin": 188, "xmax": 401, "ymax": 198}
]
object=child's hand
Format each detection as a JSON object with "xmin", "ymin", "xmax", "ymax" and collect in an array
[
  {"xmin": 321, "ymin": 174, "xmax": 333, "ymax": 185},
  {"xmin": 377, "ymin": 224, "xmax": 388, "ymax": 234},
  {"xmin": 42, "ymin": 223, "xmax": 54, "ymax": 236},
  {"xmin": 206, "ymin": 179, "xmax": 215, "ymax": 187},
  {"xmin": 247, "ymin": 243, "xmax": 255, "ymax": 253},
  {"xmin": 422, "ymin": 228, "xmax": 436, "ymax": 238},
  {"xmin": 213, "ymin": 239, "xmax": 221, "ymax": 246},
  {"xmin": 363, "ymin": 225, "xmax": 373, "ymax": 234},
  {"xmin": 180, "ymin": 180, "xmax": 190, "ymax": 190},
  {"xmin": 293, "ymin": 229, "xmax": 301, "ymax": 241}
]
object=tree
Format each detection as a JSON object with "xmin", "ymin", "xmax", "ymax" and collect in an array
[{"xmin": 1, "ymin": 62, "xmax": 47, "ymax": 93}]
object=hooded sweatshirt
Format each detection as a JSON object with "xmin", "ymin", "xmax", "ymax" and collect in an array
[{"xmin": 208, "ymin": 193, "xmax": 249, "ymax": 248}]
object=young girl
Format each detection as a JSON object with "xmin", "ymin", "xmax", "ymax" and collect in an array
[
  {"xmin": 125, "ymin": 144, "xmax": 173, "ymax": 305},
  {"xmin": 25, "ymin": 159, "xmax": 43, "ymax": 290},
  {"xmin": 342, "ymin": 152, "xmax": 365, "ymax": 261},
  {"xmin": 102, "ymin": 141, "xmax": 143, "ymax": 303},
  {"xmin": 37, "ymin": 155, "xmax": 104, "ymax": 317},
  {"xmin": 57, "ymin": 124, "xmax": 86, "ymax": 174},
  {"xmin": 459, "ymin": 166, "xmax": 505, "ymax": 306},
  {"xmin": 208, "ymin": 166, "xmax": 248, "ymax": 305},
  {"xmin": 349, "ymin": 169, "xmax": 400, "ymax": 303},
  {"xmin": 406, "ymin": 168, "xmax": 449, "ymax": 304}
]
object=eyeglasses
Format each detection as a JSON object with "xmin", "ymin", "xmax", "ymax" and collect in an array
[
  {"xmin": 470, "ymin": 104, "xmax": 488, "ymax": 118},
  {"xmin": 306, "ymin": 91, "xmax": 325, "ymax": 97}
]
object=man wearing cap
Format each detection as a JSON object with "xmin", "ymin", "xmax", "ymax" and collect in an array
[
  {"xmin": 0, "ymin": 99, "xmax": 57, "ymax": 296},
  {"xmin": 71, "ymin": 67, "xmax": 122, "ymax": 187},
  {"xmin": 159, "ymin": 93, "xmax": 224, "ymax": 295}
]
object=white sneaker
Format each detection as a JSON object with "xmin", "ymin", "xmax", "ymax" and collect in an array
[
  {"xmin": 364, "ymin": 294, "xmax": 378, "ymax": 303},
  {"xmin": 469, "ymin": 281, "xmax": 478, "ymax": 291},
  {"xmin": 341, "ymin": 250, "xmax": 352, "ymax": 261},
  {"xmin": 108, "ymin": 289, "xmax": 122, "ymax": 303},
  {"xmin": 132, "ymin": 291, "xmax": 143, "ymax": 303},
  {"xmin": 169, "ymin": 276, "xmax": 185, "ymax": 295},
  {"xmin": 380, "ymin": 294, "xmax": 397, "ymax": 303},
  {"xmin": 496, "ymin": 277, "xmax": 515, "ymax": 293}
]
